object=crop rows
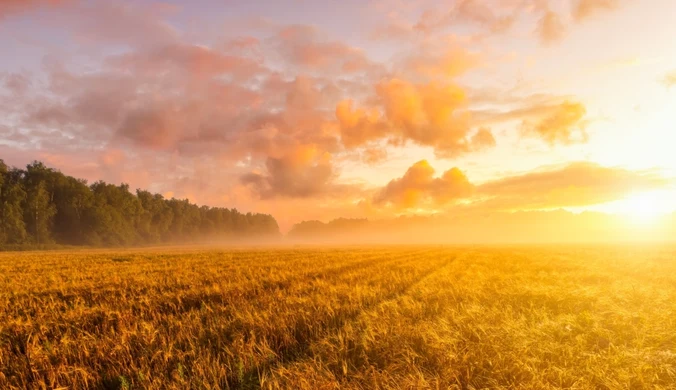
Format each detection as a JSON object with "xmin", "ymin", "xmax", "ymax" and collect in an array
[{"xmin": 1, "ymin": 246, "xmax": 676, "ymax": 389}]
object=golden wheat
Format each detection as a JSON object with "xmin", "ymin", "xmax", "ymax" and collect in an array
[{"xmin": 1, "ymin": 246, "xmax": 675, "ymax": 389}]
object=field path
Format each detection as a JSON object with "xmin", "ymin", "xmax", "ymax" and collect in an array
[{"xmin": 236, "ymin": 250, "xmax": 458, "ymax": 388}]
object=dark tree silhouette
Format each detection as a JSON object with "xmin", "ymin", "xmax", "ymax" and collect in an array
[{"xmin": 0, "ymin": 159, "xmax": 279, "ymax": 248}]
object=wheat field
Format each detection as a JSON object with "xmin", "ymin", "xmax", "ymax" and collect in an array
[{"xmin": 1, "ymin": 246, "xmax": 675, "ymax": 389}]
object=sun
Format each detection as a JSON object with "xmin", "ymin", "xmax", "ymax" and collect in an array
[{"xmin": 615, "ymin": 191, "xmax": 669, "ymax": 224}]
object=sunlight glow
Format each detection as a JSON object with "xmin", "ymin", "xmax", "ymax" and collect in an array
[
  {"xmin": 623, "ymin": 193, "xmax": 663, "ymax": 223},
  {"xmin": 609, "ymin": 191, "xmax": 672, "ymax": 224}
]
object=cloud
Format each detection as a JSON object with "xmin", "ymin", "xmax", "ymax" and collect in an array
[
  {"xmin": 470, "ymin": 127, "xmax": 496, "ymax": 149},
  {"xmin": 453, "ymin": 0, "xmax": 518, "ymax": 33},
  {"xmin": 371, "ymin": 0, "xmax": 523, "ymax": 43},
  {"xmin": 370, "ymin": 21, "xmax": 414, "ymax": 41},
  {"xmin": 662, "ymin": 70, "xmax": 676, "ymax": 88},
  {"xmin": 337, "ymin": 79, "xmax": 496, "ymax": 157},
  {"xmin": 400, "ymin": 46, "xmax": 481, "ymax": 79},
  {"xmin": 273, "ymin": 25, "xmax": 378, "ymax": 74},
  {"xmin": 107, "ymin": 73, "xmax": 341, "ymax": 158},
  {"xmin": 335, "ymin": 99, "xmax": 387, "ymax": 148},
  {"xmin": 17, "ymin": 54, "xmax": 264, "ymax": 152},
  {"xmin": 361, "ymin": 147, "xmax": 388, "ymax": 165},
  {"xmin": 375, "ymin": 160, "xmax": 474, "ymax": 209},
  {"xmin": 107, "ymin": 43, "xmax": 264, "ymax": 81},
  {"xmin": 533, "ymin": 0, "xmax": 623, "ymax": 43},
  {"xmin": 116, "ymin": 104, "xmax": 184, "ymax": 151},
  {"xmin": 521, "ymin": 101, "xmax": 588, "ymax": 144},
  {"xmin": 414, "ymin": 0, "xmax": 519, "ymax": 36},
  {"xmin": 240, "ymin": 145, "xmax": 336, "ymax": 199},
  {"xmin": 63, "ymin": 2, "xmax": 178, "ymax": 48},
  {"xmin": 0, "ymin": 1, "xmax": 616, "ymax": 224},
  {"xmin": 478, "ymin": 162, "xmax": 670, "ymax": 209},
  {"xmin": 537, "ymin": 10, "xmax": 566, "ymax": 43},
  {"xmin": 473, "ymin": 98, "xmax": 589, "ymax": 145},
  {"xmin": 573, "ymin": 0, "xmax": 619, "ymax": 21},
  {"xmin": 0, "ymin": 0, "xmax": 72, "ymax": 20},
  {"xmin": 13, "ymin": 41, "xmax": 343, "ymax": 159},
  {"xmin": 374, "ymin": 0, "xmax": 623, "ymax": 45},
  {"xmin": 2, "ymin": 1, "xmax": 177, "ymax": 48},
  {"xmin": 2, "ymin": 73, "xmax": 31, "ymax": 95},
  {"xmin": 372, "ymin": 160, "xmax": 671, "ymax": 212}
]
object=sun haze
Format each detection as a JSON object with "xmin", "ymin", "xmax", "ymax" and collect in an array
[{"xmin": 1, "ymin": 0, "xmax": 676, "ymax": 243}]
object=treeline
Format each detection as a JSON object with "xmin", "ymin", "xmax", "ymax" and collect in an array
[
  {"xmin": 288, "ymin": 218, "xmax": 371, "ymax": 239},
  {"xmin": 287, "ymin": 212, "xmax": 676, "ymax": 244},
  {"xmin": 0, "ymin": 159, "xmax": 279, "ymax": 248},
  {"xmin": 287, "ymin": 217, "xmax": 428, "ymax": 243}
]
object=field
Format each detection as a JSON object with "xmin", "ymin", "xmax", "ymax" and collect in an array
[{"xmin": 1, "ymin": 246, "xmax": 676, "ymax": 389}]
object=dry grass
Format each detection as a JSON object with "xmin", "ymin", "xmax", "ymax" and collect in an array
[{"xmin": 1, "ymin": 246, "xmax": 675, "ymax": 389}]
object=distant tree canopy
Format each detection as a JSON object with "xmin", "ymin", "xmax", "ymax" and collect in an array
[
  {"xmin": 288, "ymin": 218, "xmax": 371, "ymax": 239},
  {"xmin": 0, "ymin": 159, "xmax": 279, "ymax": 248}
]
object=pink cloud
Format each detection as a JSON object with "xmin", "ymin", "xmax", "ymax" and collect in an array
[
  {"xmin": 57, "ymin": 1, "xmax": 177, "ymax": 48},
  {"xmin": 241, "ymin": 145, "xmax": 336, "ymax": 199},
  {"xmin": 273, "ymin": 25, "xmax": 379, "ymax": 75},
  {"xmin": 0, "ymin": 0, "xmax": 73, "ymax": 20},
  {"xmin": 573, "ymin": 0, "xmax": 620, "ymax": 21}
]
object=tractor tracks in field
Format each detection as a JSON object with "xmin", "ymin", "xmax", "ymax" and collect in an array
[
  {"xmin": 232, "ymin": 250, "xmax": 461, "ymax": 389},
  {"xmin": 154, "ymin": 249, "xmax": 434, "ymax": 317}
]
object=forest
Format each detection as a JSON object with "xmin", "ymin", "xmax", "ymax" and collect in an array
[{"xmin": 0, "ymin": 159, "xmax": 279, "ymax": 248}]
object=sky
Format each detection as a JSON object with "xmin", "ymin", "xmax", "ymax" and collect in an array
[{"xmin": 1, "ymin": 0, "xmax": 675, "ymax": 232}]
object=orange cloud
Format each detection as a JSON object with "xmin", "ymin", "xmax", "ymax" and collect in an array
[
  {"xmin": 521, "ymin": 101, "xmax": 588, "ymax": 144},
  {"xmin": 99, "ymin": 148, "xmax": 126, "ymax": 167},
  {"xmin": 478, "ymin": 162, "xmax": 670, "ymax": 209},
  {"xmin": 537, "ymin": 10, "xmax": 566, "ymax": 43},
  {"xmin": 473, "ymin": 98, "xmax": 589, "ymax": 145},
  {"xmin": 372, "ymin": 160, "xmax": 670, "ymax": 212},
  {"xmin": 375, "ymin": 160, "xmax": 474, "ymax": 209},
  {"xmin": 336, "ymin": 100, "xmax": 387, "ymax": 148},
  {"xmin": 400, "ymin": 46, "xmax": 480, "ymax": 79},
  {"xmin": 470, "ymin": 127, "xmax": 496, "ymax": 149},
  {"xmin": 361, "ymin": 147, "xmax": 388, "ymax": 165},
  {"xmin": 337, "ymin": 79, "xmax": 496, "ymax": 157},
  {"xmin": 573, "ymin": 0, "xmax": 619, "ymax": 21}
]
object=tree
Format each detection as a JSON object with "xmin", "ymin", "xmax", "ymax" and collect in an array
[
  {"xmin": 0, "ymin": 161, "xmax": 28, "ymax": 244},
  {"xmin": 23, "ymin": 162, "xmax": 57, "ymax": 244},
  {"xmin": 0, "ymin": 159, "xmax": 280, "ymax": 248},
  {"xmin": 136, "ymin": 190, "xmax": 173, "ymax": 242},
  {"xmin": 51, "ymin": 174, "xmax": 94, "ymax": 244}
]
